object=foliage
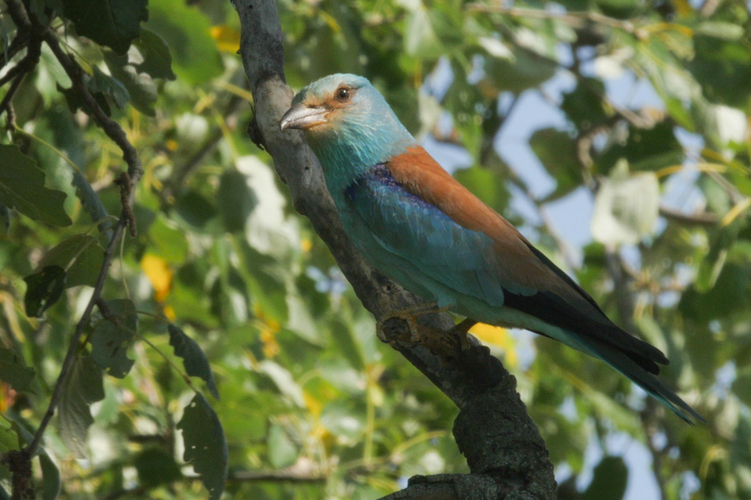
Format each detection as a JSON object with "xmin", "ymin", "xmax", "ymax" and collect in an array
[{"xmin": 0, "ymin": 0, "xmax": 748, "ymax": 499}]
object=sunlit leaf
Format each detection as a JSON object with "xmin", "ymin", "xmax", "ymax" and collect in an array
[
  {"xmin": 268, "ymin": 423, "xmax": 298, "ymax": 468},
  {"xmin": 591, "ymin": 161, "xmax": 659, "ymax": 245},
  {"xmin": 146, "ymin": 0, "xmax": 223, "ymax": 85}
]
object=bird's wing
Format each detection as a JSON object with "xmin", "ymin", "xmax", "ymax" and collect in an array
[
  {"xmin": 345, "ymin": 163, "xmax": 508, "ymax": 307},
  {"xmin": 345, "ymin": 146, "xmax": 702, "ymax": 423},
  {"xmin": 347, "ymin": 147, "xmax": 667, "ymax": 370}
]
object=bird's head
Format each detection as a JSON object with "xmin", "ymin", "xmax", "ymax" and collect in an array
[
  {"xmin": 280, "ymin": 74, "xmax": 415, "ymax": 181},
  {"xmin": 280, "ymin": 73, "xmax": 373, "ymax": 135}
]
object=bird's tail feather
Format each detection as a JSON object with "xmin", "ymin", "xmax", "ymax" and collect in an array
[{"xmin": 565, "ymin": 331, "xmax": 704, "ymax": 424}]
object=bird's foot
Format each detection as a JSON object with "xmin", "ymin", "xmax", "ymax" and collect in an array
[
  {"xmin": 377, "ymin": 305, "xmax": 477, "ymax": 359},
  {"xmin": 376, "ymin": 302, "xmax": 449, "ymax": 344}
]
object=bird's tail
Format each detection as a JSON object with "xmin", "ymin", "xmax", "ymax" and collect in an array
[{"xmin": 565, "ymin": 332, "xmax": 704, "ymax": 424}]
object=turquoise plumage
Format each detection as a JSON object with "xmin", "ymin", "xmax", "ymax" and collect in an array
[{"xmin": 280, "ymin": 73, "xmax": 703, "ymax": 423}]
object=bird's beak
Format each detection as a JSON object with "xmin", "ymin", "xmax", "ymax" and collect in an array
[{"xmin": 280, "ymin": 104, "xmax": 328, "ymax": 131}]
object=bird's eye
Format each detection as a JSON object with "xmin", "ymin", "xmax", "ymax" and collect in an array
[{"xmin": 335, "ymin": 87, "xmax": 351, "ymax": 102}]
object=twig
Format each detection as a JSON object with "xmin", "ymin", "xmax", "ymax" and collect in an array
[
  {"xmin": 0, "ymin": 35, "xmax": 41, "ymax": 89},
  {"xmin": 659, "ymin": 205, "xmax": 718, "ymax": 227},
  {"xmin": 163, "ymin": 93, "xmax": 244, "ymax": 202},
  {"xmin": 466, "ymin": 3, "xmax": 638, "ymax": 34},
  {"xmin": 42, "ymin": 33, "xmax": 142, "ymax": 184},
  {"xmin": 227, "ymin": 470, "xmax": 328, "ymax": 482},
  {"xmin": 0, "ymin": 29, "xmax": 30, "ymax": 70},
  {"xmin": 0, "ymin": 71, "xmax": 25, "ymax": 119}
]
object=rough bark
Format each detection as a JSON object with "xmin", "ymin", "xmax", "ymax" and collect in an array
[{"xmin": 231, "ymin": 1, "xmax": 557, "ymax": 498}]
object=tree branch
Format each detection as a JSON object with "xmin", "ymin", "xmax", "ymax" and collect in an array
[{"xmin": 230, "ymin": 1, "xmax": 557, "ymax": 499}]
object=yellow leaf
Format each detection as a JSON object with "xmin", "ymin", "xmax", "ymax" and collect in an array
[
  {"xmin": 141, "ymin": 254, "xmax": 172, "ymax": 302},
  {"xmin": 163, "ymin": 305, "xmax": 176, "ymax": 321},
  {"xmin": 304, "ymin": 391, "xmax": 323, "ymax": 417},
  {"xmin": 210, "ymin": 25, "xmax": 240, "ymax": 53},
  {"xmin": 470, "ymin": 323, "xmax": 518, "ymax": 368},
  {"xmin": 260, "ymin": 326, "xmax": 279, "ymax": 358}
]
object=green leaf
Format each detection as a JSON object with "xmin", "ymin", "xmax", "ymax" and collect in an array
[
  {"xmin": 0, "ymin": 347, "xmax": 35, "ymax": 393},
  {"xmin": 329, "ymin": 320, "xmax": 366, "ymax": 371},
  {"xmin": 257, "ymin": 360, "xmax": 305, "ymax": 407},
  {"xmin": 178, "ymin": 393, "xmax": 228, "ymax": 500},
  {"xmin": 71, "ymin": 170, "xmax": 111, "ymax": 236},
  {"xmin": 148, "ymin": 216, "xmax": 189, "ymax": 262},
  {"xmin": 0, "ymin": 144, "xmax": 71, "ymax": 226},
  {"xmin": 59, "ymin": 354, "xmax": 105, "ymax": 458},
  {"xmin": 168, "ymin": 324, "xmax": 219, "ymax": 399},
  {"xmin": 103, "ymin": 49, "xmax": 158, "ymax": 116},
  {"xmin": 28, "ymin": 0, "xmax": 62, "ymax": 24},
  {"xmin": 174, "ymin": 191, "xmax": 218, "ymax": 228},
  {"xmin": 0, "ymin": 419, "xmax": 20, "ymax": 484},
  {"xmin": 696, "ymin": 225, "xmax": 739, "ymax": 292},
  {"xmin": 218, "ymin": 170, "xmax": 257, "ymax": 233},
  {"xmin": 89, "ymin": 299, "xmax": 137, "ymax": 378},
  {"xmin": 733, "ymin": 369, "xmax": 751, "ymax": 407},
  {"xmin": 24, "ymin": 265, "xmax": 66, "ymax": 317},
  {"xmin": 680, "ymin": 263, "xmax": 751, "ymax": 322},
  {"xmin": 580, "ymin": 456, "xmax": 628, "ymax": 500},
  {"xmin": 7, "ymin": 420, "xmax": 60, "ymax": 500},
  {"xmin": 40, "ymin": 453, "xmax": 61, "ymax": 500},
  {"xmin": 267, "ymin": 423, "xmax": 298, "ymax": 468},
  {"xmin": 88, "ymin": 66, "xmax": 130, "ymax": 110},
  {"xmin": 37, "ymin": 234, "xmax": 104, "ymax": 289},
  {"xmin": 146, "ymin": 0, "xmax": 223, "ymax": 85},
  {"xmin": 688, "ymin": 35, "xmax": 751, "ymax": 107},
  {"xmin": 561, "ymin": 78, "xmax": 609, "ymax": 131},
  {"xmin": 60, "ymin": 0, "xmax": 147, "ymax": 54},
  {"xmin": 404, "ymin": 7, "xmax": 442, "ymax": 58},
  {"xmin": 134, "ymin": 448, "xmax": 182, "ymax": 486},
  {"xmin": 133, "ymin": 28, "xmax": 176, "ymax": 81},
  {"xmin": 58, "ymin": 82, "xmax": 111, "ymax": 117},
  {"xmin": 483, "ymin": 43, "xmax": 557, "ymax": 94},
  {"xmin": 529, "ymin": 128, "xmax": 584, "ymax": 202},
  {"xmin": 598, "ymin": 121, "xmax": 684, "ymax": 174},
  {"xmin": 0, "ymin": 200, "xmax": 8, "ymax": 232},
  {"xmin": 591, "ymin": 161, "xmax": 660, "ymax": 245},
  {"xmin": 454, "ymin": 167, "xmax": 510, "ymax": 214}
]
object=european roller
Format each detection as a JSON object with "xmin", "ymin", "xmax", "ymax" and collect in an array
[{"xmin": 280, "ymin": 73, "xmax": 702, "ymax": 423}]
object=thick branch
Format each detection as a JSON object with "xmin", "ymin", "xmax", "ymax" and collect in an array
[{"xmin": 231, "ymin": 1, "xmax": 556, "ymax": 498}]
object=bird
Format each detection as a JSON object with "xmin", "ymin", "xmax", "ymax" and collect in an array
[{"xmin": 280, "ymin": 73, "xmax": 703, "ymax": 423}]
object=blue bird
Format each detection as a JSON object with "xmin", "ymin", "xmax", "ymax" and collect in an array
[{"xmin": 280, "ymin": 73, "xmax": 702, "ymax": 423}]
